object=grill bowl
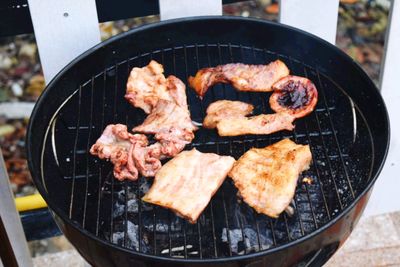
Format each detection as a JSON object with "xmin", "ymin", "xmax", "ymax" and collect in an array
[{"xmin": 27, "ymin": 16, "xmax": 389, "ymax": 267}]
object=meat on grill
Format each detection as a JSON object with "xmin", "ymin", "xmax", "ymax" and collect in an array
[
  {"xmin": 92, "ymin": 61, "xmax": 197, "ymax": 180},
  {"xmin": 216, "ymin": 113, "xmax": 295, "ymax": 136},
  {"xmin": 188, "ymin": 60, "xmax": 289, "ymax": 98},
  {"xmin": 90, "ymin": 122, "xmax": 194, "ymax": 180},
  {"xmin": 142, "ymin": 148, "xmax": 236, "ymax": 223},
  {"xmin": 132, "ymin": 74, "xmax": 198, "ymax": 157},
  {"xmin": 203, "ymin": 100, "xmax": 295, "ymax": 136},
  {"xmin": 133, "ymin": 99, "xmax": 197, "ymax": 140},
  {"xmin": 131, "ymin": 62, "xmax": 197, "ymax": 157},
  {"xmin": 203, "ymin": 100, "xmax": 254, "ymax": 129},
  {"xmin": 89, "ymin": 124, "xmax": 148, "ymax": 181},
  {"xmin": 229, "ymin": 139, "xmax": 312, "ymax": 218},
  {"xmin": 270, "ymin": 75, "xmax": 318, "ymax": 118},
  {"xmin": 131, "ymin": 142, "xmax": 164, "ymax": 178},
  {"xmin": 125, "ymin": 60, "xmax": 187, "ymax": 113}
]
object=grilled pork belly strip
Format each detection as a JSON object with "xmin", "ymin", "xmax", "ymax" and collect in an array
[
  {"xmin": 203, "ymin": 100, "xmax": 254, "ymax": 129},
  {"xmin": 203, "ymin": 100, "xmax": 295, "ymax": 136},
  {"xmin": 142, "ymin": 148, "xmax": 235, "ymax": 223},
  {"xmin": 189, "ymin": 60, "xmax": 289, "ymax": 98},
  {"xmin": 229, "ymin": 139, "xmax": 312, "ymax": 218},
  {"xmin": 216, "ymin": 113, "xmax": 295, "ymax": 136}
]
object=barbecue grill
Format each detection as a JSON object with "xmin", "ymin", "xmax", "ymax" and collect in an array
[{"xmin": 27, "ymin": 17, "xmax": 390, "ymax": 267}]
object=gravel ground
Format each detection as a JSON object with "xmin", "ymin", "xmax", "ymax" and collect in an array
[{"xmin": 0, "ymin": 0, "xmax": 391, "ymax": 256}]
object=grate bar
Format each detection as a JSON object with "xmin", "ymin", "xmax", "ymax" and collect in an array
[
  {"xmin": 123, "ymin": 181, "xmax": 129, "ymax": 248},
  {"xmin": 315, "ymin": 70, "xmax": 355, "ymax": 199},
  {"xmin": 66, "ymin": 128, "xmax": 336, "ymax": 139},
  {"xmin": 183, "ymin": 45, "xmax": 203, "ymax": 259},
  {"xmin": 205, "ymin": 43, "xmax": 232, "ymax": 257},
  {"xmin": 82, "ymin": 77, "xmax": 95, "ymax": 229},
  {"xmin": 172, "ymin": 46, "xmax": 189, "ymax": 259},
  {"xmin": 67, "ymin": 126, "xmax": 95, "ymax": 130},
  {"xmin": 109, "ymin": 63, "xmax": 121, "ymax": 243},
  {"xmin": 292, "ymin": 127, "xmax": 319, "ymax": 229},
  {"xmin": 95, "ymin": 70, "xmax": 108, "ymax": 236},
  {"xmin": 68, "ymin": 86, "xmax": 82, "ymax": 219},
  {"xmin": 293, "ymin": 66, "xmax": 333, "ymax": 224},
  {"xmin": 286, "ymin": 56, "xmax": 319, "ymax": 231},
  {"xmin": 219, "ymin": 43, "xmax": 247, "ymax": 254},
  {"xmin": 109, "ymin": 171, "xmax": 115, "ymax": 242},
  {"xmin": 304, "ymin": 122, "xmax": 331, "ymax": 223},
  {"xmin": 273, "ymin": 53, "xmax": 307, "ymax": 237},
  {"xmin": 158, "ymin": 49, "xmax": 173, "ymax": 256},
  {"xmin": 241, "ymin": 44, "xmax": 267, "ymax": 251},
  {"xmin": 262, "ymin": 50, "xmax": 293, "ymax": 242},
  {"xmin": 124, "ymin": 60, "xmax": 131, "ymax": 249},
  {"xmin": 305, "ymin": 76, "xmax": 344, "ymax": 210},
  {"xmin": 269, "ymin": 219, "xmax": 277, "ymax": 246},
  {"xmin": 303, "ymin": 119, "xmax": 332, "ymax": 221},
  {"xmin": 194, "ymin": 43, "xmax": 218, "ymax": 258}
]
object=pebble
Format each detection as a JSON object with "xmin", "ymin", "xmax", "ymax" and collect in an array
[
  {"xmin": 11, "ymin": 82, "xmax": 23, "ymax": 96},
  {"xmin": 0, "ymin": 54, "xmax": 13, "ymax": 69},
  {"xmin": 19, "ymin": 43, "xmax": 37, "ymax": 58},
  {"xmin": 0, "ymin": 124, "xmax": 16, "ymax": 136},
  {"xmin": 241, "ymin": 10, "xmax": 250, "ymax": 17}
]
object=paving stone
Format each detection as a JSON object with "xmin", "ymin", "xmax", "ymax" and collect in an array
[
  {"xmin": 33, "ymin": 250, "xmax": 85, "ymax": 267},
  {"xmin": 390, "ymin": 211, "xmax": 400, "ymax": 238},
  {"xmin": 338, "ymin": 213, "xmax": 400, "ymax": 253},
  {"xmin": 326, "ymin": 246, "xmax": 400, "ymax": 267}
]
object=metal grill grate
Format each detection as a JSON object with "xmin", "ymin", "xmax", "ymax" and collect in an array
[{"xmin": 42, "ymin": 44, "xmax": 374, "ymax": 259}]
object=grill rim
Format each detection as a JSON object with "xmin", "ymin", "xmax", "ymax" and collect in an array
[{"xmin": 26, "ymin": 16, "xmax": 390, "ymax": 263}]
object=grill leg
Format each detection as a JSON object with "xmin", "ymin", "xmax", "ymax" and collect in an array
[{"xmin": 0, "ymin": 150, "xmax": 33, "ymax": 267}]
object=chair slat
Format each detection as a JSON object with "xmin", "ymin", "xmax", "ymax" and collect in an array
[
  {"xmin": 159, "ymin": 0, "xmax": 222, "ymax": 20},
  {"xmin": 27, "ymin": 0, "xmax": 101, "ymax": 82},
  {"xmin": 364, "ymin": 0, "xmax": 400, "ymax": 217},
  {"xmin": 279, "ymin": 0, "xmax": 339, "ymax": 44},
  {"xmin": 0, "ymin": 151, "xmax": 33, "ymax": 267}
]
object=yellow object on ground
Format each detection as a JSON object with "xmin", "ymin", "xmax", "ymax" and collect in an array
[{"xmin": 15, "ymin": 193, "xmax": 47, "ymax": 212}]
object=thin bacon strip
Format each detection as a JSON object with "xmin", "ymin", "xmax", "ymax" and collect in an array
[
  {"xmin": 203, "ymin": 100, "xmax": 295, "ymax": 136},
  {"xmin": 216, "ymin": 113, "xmax": 295, "ymax": 136},
  {"xmin": 189, "ymin": 60, "xmax": 289, "ymax": 97}
]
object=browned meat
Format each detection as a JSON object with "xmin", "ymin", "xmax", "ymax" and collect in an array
[
  {"xmin": 216, "ymin": 112, "xmax": 295, "ymax": 136},
  {"xmin": 142, "ymin": 148, "xmax": 236, "ymax": 223},
  {"xmin": 89, "ymin": 124, "xmax": 148, "ymax": 181},
  {"xmin": 133, "ymin": 99, "xmax": 197, "ymax": 157},
  {"xmin": 90, "ymin": 124, "xmax": 170, "ymax": 179},
  {"xmin": 270, "ymin": 75, "xmax": 318, "ymax": 118},
  {"xmin": 128, "ymin": 59, "xmax": 197, "ymax": 159},
  {"xmin": 125, "ymin": 60, "xmax": 187, "ymax": 113},
  {"xmin": 132, "ymin": 142, "xmax": 164, "ymax": 177},
  {"xmin": 166, "ymin": 75, "xmax": 189, "ymax": 109},
  {"xmin": 203, "ymin": 100, "xmax": 254, "ymax": 129},
  {"xmin": 189, "ymin": 60, "xmax": 289, "ymax": 97},
  {"xmin": 133, "ymin": 100, "xmax": 197, "ymax": 136},
  {"xmin": 229, "ymin": 139, "xmax": 312, "ymax": 218}
]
